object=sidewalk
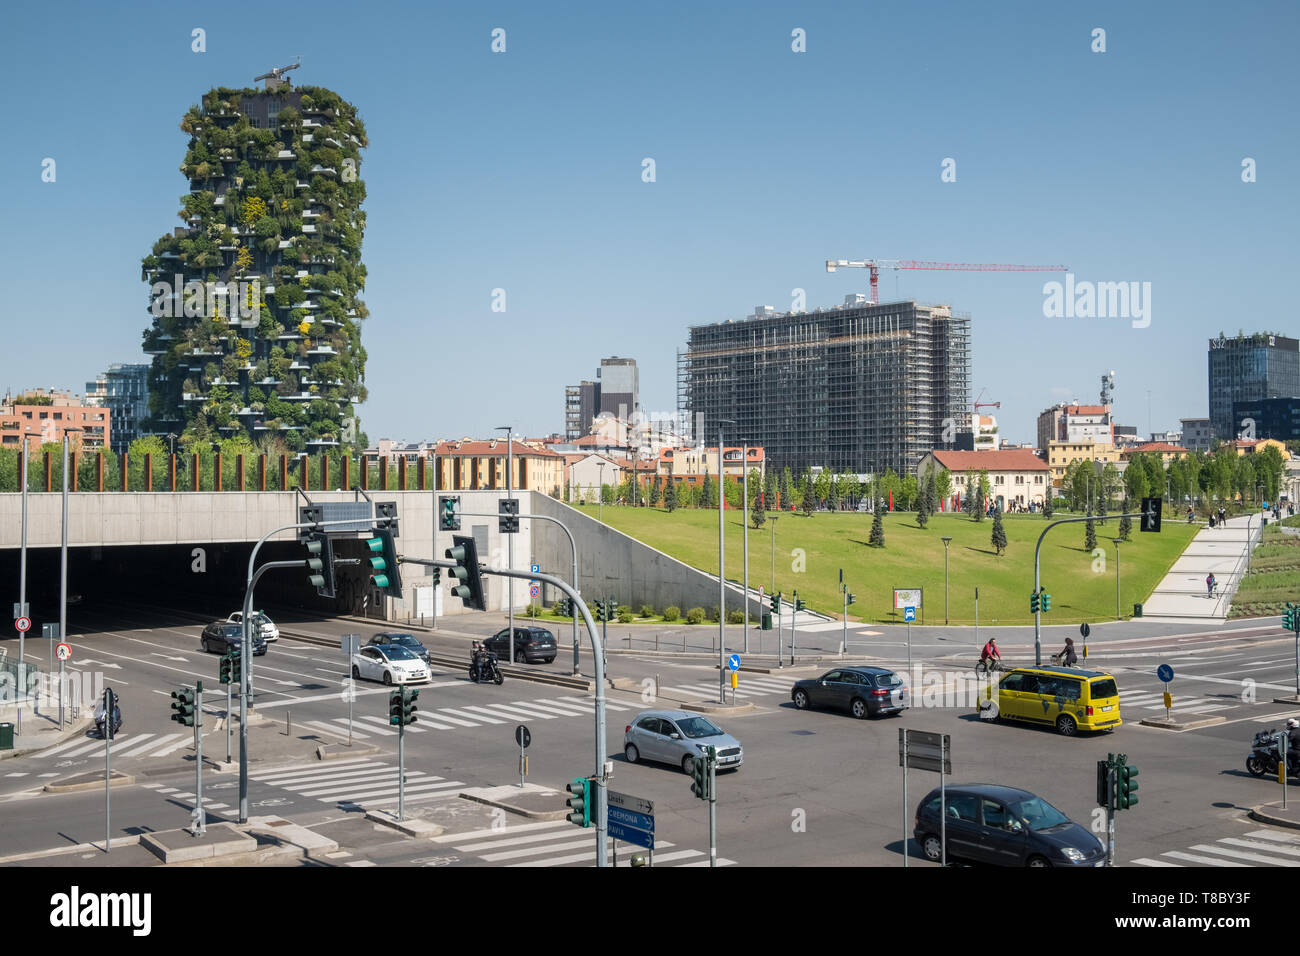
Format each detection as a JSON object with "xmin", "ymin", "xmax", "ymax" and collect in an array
[{"xmin": 1140, "ymin": 515, "xmax": 1262, "ymax": 622}]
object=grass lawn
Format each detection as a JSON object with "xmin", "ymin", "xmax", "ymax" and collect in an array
[
  {"xmin": 1230, "ymin": 518, "xmax": 1300, "ymax": 618},
  {"xmin": 572, "ymin": 504, "xmax": 1198, "ymax": 625}
]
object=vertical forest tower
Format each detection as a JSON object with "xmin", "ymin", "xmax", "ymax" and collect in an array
[{"xmin": 141, "ymin": 72, "xmax": 369, "ymax": 451}]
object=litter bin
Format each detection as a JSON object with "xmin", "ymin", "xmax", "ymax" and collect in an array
[
  {"xmin": 761, "ymin": 612, "xmax": 772, "ymax": 631},
  {"xmin": 1133, "ymin": 603, "xmax": 1143, "ymax": 618},
  {"xmin": 0, "ymin": 722, "xmax": 13, "ymax": 750}
]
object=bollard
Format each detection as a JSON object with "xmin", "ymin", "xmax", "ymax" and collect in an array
[
  {"xmin": 683, "ymin": 634, "xmax": 687, "ymax": 652},
  {"xmin": 287, "ymin": 710, "xmax": 292, "ymax": 737},
  {"xmin": 656, "ymin": 633, "xmax": 660, "ymax": 652}
]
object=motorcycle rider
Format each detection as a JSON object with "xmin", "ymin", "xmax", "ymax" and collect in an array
[
  {"xmin": 1288, "ymin": 718, "xmax": 1300, "ymax": 770},
  {"xmin": 94, "ymin": 692, "xmax": 122, "ymax": 738}
]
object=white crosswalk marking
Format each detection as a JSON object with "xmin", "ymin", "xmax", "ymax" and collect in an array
[
  {"xmin": 34, "ymin": 731, "xmax": 195, "ymax": 760},
  {"xmin": 150, "ymin": 733, "xmax": 194, "ymax": 757},
  {"xmin": 106, "ymin": 733, "xmax": 160, "ymax": 756},
  {"xmin": 1132, "ymin": 828, "xmax": 1300, "ymax": 867},
  {"xmin": 438, "ymin": 707, "xmax": 505, "ymax": 725},
  {"xmin": 250, "ymin": 759, "xmax": 464, "ymax": 807},
  {"xmin": 303, "ymin": 720, "xmax": 371, "ymax": 739},
  {"xmin": 436, "ymin": 819, "xmax": 736, "ymax": 867}
]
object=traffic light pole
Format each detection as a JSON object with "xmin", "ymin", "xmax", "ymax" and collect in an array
[
  {"xmin": 240, "ymin": 517, "xmax": 368, "ymax": 823},
  {"xmin": 225, "ymin": 678, "xmax": 232, "ymax": 764},
  {"xmin": 708, "ymin": 749, "xmax": 718, "ymax": 867},
  {"xmin": 194, "ymin": 681, "xmax": 205, "ymax": 837},
  {"xmin": 1033, "ymin": 512, "xmax": 1147, "ymax": 666},
  {"xmin": 1106, "ymin": 764, "xmax": 1116, "ymax": 867},
  {"xmin": 398, "ymin": 710, "xmax": 406, "ymax": 822}
]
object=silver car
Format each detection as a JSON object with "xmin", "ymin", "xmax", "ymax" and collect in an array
[{"xmin": 623, "ymin": 710, "xmax": 743, "ymax": 774}]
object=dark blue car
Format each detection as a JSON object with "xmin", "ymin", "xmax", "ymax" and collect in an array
[{"xmin": 913, "ymin": 783, "xmax": 1104, "ymax": 867}]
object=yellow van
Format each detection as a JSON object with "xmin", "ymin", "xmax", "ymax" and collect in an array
[{"xmin": 979, "ymin": 667, "xmax": 1121, "ymax": 736}]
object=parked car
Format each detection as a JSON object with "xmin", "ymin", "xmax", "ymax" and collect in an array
[
  {"xmin": 978, "ymin": 666, "xmax": 1121, "ymax": 736},
  {"xmin": 484, "ymin": 626, "xmax": 557, "ymax": 664},
  {"xmin": 351, "ymin": 644, "xmax": 429, "ymax": 685},
  {"xmin": 791, "ymin": 666, "xmax": 908, "ymax": 718},
  {"xmin": 201, "ymin": 621, "xmax": 267, "ymax": 656},
  {"xmin": 226, "ymin": 610, "xmax": 278, "ymax": 643},
  {"xmin": 368, "ymin": 632, "xmax": 431, "ymax": 665},
  {"xmin": 913, "ymin": 783, "xmax": 1105, "ymax": 867},
  {"xmin": 623, "ymin": 710, "xmax": 743, "ymax": 774}
]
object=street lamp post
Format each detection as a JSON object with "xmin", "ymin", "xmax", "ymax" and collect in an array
[
  {"xmin": 17, "ymin": 428, "xmax": 29, "ymax": 736},
  {"xmin": 741, "ymin": 442, "xmax": 750, "ymax": 653},
  {"xmin": 718, "ymin": 420, "xmax": 734, "ymax": 704},
  {"xmin": 1111, "ymin": 538, "xmax": 1122, "ymax": 621},
  {"xmin": 58, "ymin": 428, "xmax": 81, "ymax": 683},
  {"xmin": 597, "ymin": 463, "xmax": 606, "ymax": 523},
  {"xmin": 497, "ymin": 425, "xmax": 515, "ymax": 665},
  {"xmin": 941, "ymin": 537, "xmax": 952, "ymax": 625}
]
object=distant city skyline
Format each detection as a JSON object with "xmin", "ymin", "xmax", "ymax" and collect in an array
[{"xmin": 2, "ymin": 1, "xmax": 1296, "ymax": 448}]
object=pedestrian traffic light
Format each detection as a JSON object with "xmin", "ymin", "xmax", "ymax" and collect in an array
[
  {"xmin": 498, "ymin": 498, "xmax": 519, "ymax": 534},
  {"xmin": 1041, "ymin": 592, "xmax": 1052, "ymax": 613},
  {"xmin": 439, "ymin": 495, "xmax": 461, "ymax": 531},
  {"xmin": 565, "ymin": 776, "xmax": 591, "ymax": 827},
  {"xmin": 305, "ymin": 531, "xmax": 336, "ymax": 598},
  {"xmin": 1117, "ymin": 763, "xmax": 1139, "ymax": 809},
  {"xmin": 446, "ymin": 534, "xmax": 487, "ymax": 611},
  {"xmin": 365, "ymin": 528, "xmax": 402, "ymax": 598},
  {"xmin": 375, "ymin": 500, "xmax": 399, "ymax": 536},
  {"xmin": 1030, "ymin": 591, "xmax": 1040, "ymax": 614},
  {"xmin": 170, "ymin": 686, "xmax": 196, "ymax": 727}
]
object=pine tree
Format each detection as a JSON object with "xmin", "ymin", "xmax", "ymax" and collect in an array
[
  {"xmin": 764, "ymin": 471, "xmax": 778, "ymax": 511},
  {"xmin": 927, "ymin": 467, "xmax": 940, "ymax": 517},
  {"xmin": 752, "ymin": 505, "xmax": 766, "ymax": 529},
  {"xmin": 1119, "ymin": 496, "xmax": 1132, "ymax": 541},
  {"xmin": 991, "ymin": 507, "xmax": 1007, "ymax": 556},
  {"xmin": 649, "ymin": 478, "xmax": 662, "ymax": 508},
  {"xmin": 1084, "ymin": 514, "xmax": 1097, "ymax": 552},
  {"xmin": 664, "ymin": 478, "xmax": 678, "ymax": 512},
  {"xmin": 966, "ymin": 468, "xmax": 978, "ymax": 519},
  {"xmin": 780, "ymin": 467, "xmax": 793, "ymax": 510},
  {"xmin": 916, "ymin": 471, "xmax": 931, "ymax": 528},
  {"xmin": 1043, "ymin": 492, "xmax": 1054, "ymax": 518},
  {"xmin": 869, "ymin": 497, "xmax": 885, "ymax": 546}
]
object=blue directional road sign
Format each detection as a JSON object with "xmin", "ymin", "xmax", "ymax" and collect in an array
[
  {"xmin": 728, "ymin": 654, "xmax": 741, "ymax": 671},
  {"xmin": 607, "ymin": 818, "xmax": 655, "ymax": 850},
  {"xmin": 904, "ymin": 607, "xmax": 916, "ymax": 622},
  {"xmin": 1157, "ymin": 664, "xmax": 1174, "ymax": 683},
  {"xmin": 608, "ymin": 806, "xmax": 655, "ymax": 833}
]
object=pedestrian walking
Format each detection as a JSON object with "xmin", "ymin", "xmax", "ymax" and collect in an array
[{"xmin": 1206, "ymin": 572, "xmax": 1217, "ymax": 598}]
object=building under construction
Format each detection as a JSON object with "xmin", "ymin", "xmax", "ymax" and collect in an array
[{"xmin": 678, "ymin": 296, "xmax": 970, "ymax": 475}]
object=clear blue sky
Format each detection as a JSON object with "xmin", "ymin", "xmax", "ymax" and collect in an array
[{"xmin": 2, "ymin": 0, "xmax": 1296, "ymax": 447}]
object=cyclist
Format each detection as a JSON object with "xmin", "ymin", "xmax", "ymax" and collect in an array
[
  {"xmin": 980, "ymin": 637, "xmax": 1001, "ymax": 671},
  {"xmin": 1057, "ymin": 637, "xmax": 1078, "ymax": 667}
]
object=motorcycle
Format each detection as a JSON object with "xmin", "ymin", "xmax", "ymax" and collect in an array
[
  {"xmin": 94, "ymin": 703, "xmax": 123, "ymax": 739},
  {"xmin": 1247, "ymin": 729, "xmax": 1298, "ymax": 777},
  {"xmin": 468, "ymin": 643, "xmax": 504, "ymax": 685}
]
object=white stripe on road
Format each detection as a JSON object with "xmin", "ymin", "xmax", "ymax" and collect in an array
[
  {"xmin": 36, "ymin": 736, "xmax": 104, "ymax": 758},
  {"xmin": 324, "ymin": 780, "xmax": 463, "ymax": 801},
  {"xmin": 1131, "ymin": 858, "xmax": 1182, "ymax": 867},
  {"xmin": 426, "ymin": 711, "xmax": 481, "ymax": 727},
  {"xmin": 1186, "ymin": 843, "xmax": 1300, "ymax": 866},
  {"xmin": 1162, "ymin": 851, "xmax": 1248, "ymax": 866},
  {"xmin": 357, "ymin": 714, "xmax": 429, "ymax": 733},
  {"xmin": 149, "ymin": 733, "xmax": 194, "ymax": 757},
  {"xmin": 1220, "ymin": 837, "xmax": 1300, "ymax": 858},
  {"xmin": 438, "ymin": 707, "xmax": 505, "ymax": 725},
  {"xmin": 432, "ymin": 820, "xmax": 571, "ymax": 843},
  {"xmin": 105, "ymin": 733, "xmax": 160, "ymax": 757},
  {"xmin": 302, "ymin": 720, "xmax": 371, "ymax": 740},
  {"xmin": 463, "ymin": 704, "xmax": 555, "ymax": 721},
  {"xmin": 333, "ymin": 717, "xmax": 395, "ymax": 736}
]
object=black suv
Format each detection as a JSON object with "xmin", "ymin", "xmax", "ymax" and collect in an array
[
  {"xmin": 368, "ymin": 632, "xmax": 431, "ymax": 665},
  {"xmin": 201, "ymin": 622, "xmax": 267, "ymax": 656},
  {"xmin": 484, "ymin": 627, "xmax": 557, "ymax": 664},
  {"xmin": 791, "ymin": 666, "xmax": 907, "ymax": 718}
]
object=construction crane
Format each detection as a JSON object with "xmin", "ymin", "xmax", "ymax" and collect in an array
[
  {"xmin": 254, "ymin": 58, "xmax": 301, "ymax": 89},
  {"xmin": 825, "ymin": 258, "xmax": 1068, "ymax": 305},
  {"xmin": 973, "ymin": 387, "xmax": 1001, "ymax": 421}
]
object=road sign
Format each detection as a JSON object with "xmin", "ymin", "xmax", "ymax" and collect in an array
[
  {"xmin": 898, "ymin": 728, "xmax": 952, "ymax": 774},
  {"xmin": 529, "ymin": 585, "xmax": 540, "ymax": 599},
  {"xmin": 12, "ymin": 603, "xmax": 28, "ymax": 619},
  {"xmin": 340, "ymin": 634, "xmax": 361, "ymax": 656},
  {"xmin": 607, "ymin": 818, "xmax": 655, "ymax": 850},
  {"xmin": 728, "ymin": 654, "xmax": 741, "ymax": 671},
  {"xmin": 1157, "ymin": 664, "xmax": 1174, "ymax": 683},
  {"xmin": 607, "ymin": 789, "xmax": 654, "ymax": 815},
  {"xmin": 42, "ymin": 622, "xmax": 61, "ymax": 639},
  {"xmin": 15, "ymin": 616, "xmax": 31, "ymax": 633},
  {"xmin": 758, "ymin": 586, "xmax": 764, "ymax": 597},
  {"xmin": 530, "ymin": 564, "xmax": 540, "ymax": 574},
  {"xmin": 903, "ymin": 607, "xmax": 916, "ymax": 623},
  {"xmin": 608, "ymin": 806, "xmax": 655, "ymax": 833},
  {"xmin": 515, "ymin": 725, "xmax": 531, "ymax": 749},
  {"xmin": 55, "ymin": 643, "xmax": 71, "ymax": 661},
  {"xmin": 1080, "ymin": 622, "xmax": 1091, "ymax": 638}
]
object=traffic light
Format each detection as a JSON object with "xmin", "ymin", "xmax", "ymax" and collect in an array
[
  {"xmin": 219, "ymin": 652, "xmax": 235, "ymax": 685},
  {"xmin": 794, "ymin": 593, "xmax": 806, "ymax": 612},
  {"xmin": 770, "ymin": 592, "xmax": 780, "ymax": 612},
  {"xmin": 594, "ymin": 600, "xmax": 605, "ymax": 623},
  {"xmin": 1285, "ymin": 603, "xmax": 1296, "ymax": 631},
  {"xmin": 364, "ymin": 528, "xmax": 403, "ymax": 598},
  {"xmin": 170, "ymin": 686, "xmax": 196, "ymax": 727},
  {"xmin": 1041, "ymin": 592, "xmax": 1052, "ymax": 613},
  {"xmin": 388, "ymin": 687, "xmax": 420, "ymax": 727},
  {"xmin": 438, "ymin": 495, "xmax": 461, "ymax": 531},
  {"xmin": 498, "ymin": 498, "xmax": 519, "ymax": 534},
  {"xmin": 446, "ymin": 534, "xmax": 487, "ymax": 611},
  {"xmin": 431, "ymin": 566, "xmax": 441, "ymax": 587},
  {"xmin": 1030, "ymin": 591, "xmax": 1041, "ymax": 614},
  {"xmin": 565, "ymin": 776, "xmax": 591, "ymax": 827},
  {"xmin": 605, "ymin": 599, "xmax": 618, "ymax": 620},
  {"xmin": 1096, "ymin": 758, "xmax": 1113, "ymax": 809},
  {"xmin": 556, "ymin": 597, "xmax": 571, "ymax": 617},
  {"xmin": 1117, "ymin": 762, "xmax": 1139, "ymax": 810},
  {"xmin": 1139, "ymin": 497, "xmax": 1162, "ymax": 533},
  {"xmin": 846, "ymin": 592, "xmax": 856, "ymax": 605},
  {"xmin": 375, "ymin": 500, "xmax": 399, "ymax": 536},
  {"xmin": 690, "ymin": 747, "xmax": 715, "ymax": 800},
  {"xmin": 296, "ymin": 504, "xmax": 323, "ymax": 545},
  {"xmin": 305, "ymin": 531, "xmax": 336, "ymax": 598},
  {"xmin": 389, "ymin": 689, "xmax": 402, "ymax": 725}
]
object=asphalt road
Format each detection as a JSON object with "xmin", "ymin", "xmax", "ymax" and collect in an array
[{"xmin": 3, "ymin": 601, "xmax": 1300, "ymax": 867}]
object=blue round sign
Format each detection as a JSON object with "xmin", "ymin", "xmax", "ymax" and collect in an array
[
  {"xmin": 728, "ymin": 654, "xmax": 741, "ymax": 671},
  {"xmin": 1157, "ymin": 664, "xmax": 1174, "ymax": 683}
]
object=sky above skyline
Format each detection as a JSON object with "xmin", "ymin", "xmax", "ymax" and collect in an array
[{"xmin": 2, "ymin": 0, "xmax": 1297, "ymax": 448}]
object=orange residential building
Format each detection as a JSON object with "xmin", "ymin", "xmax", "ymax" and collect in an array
[
  {"xmin": 1120, "ymin": 442, "xmax": 1190, "ymax": 466},
  {"xmin": 0, "ymin": 389, "xmax": 110, "ymax": 454}
]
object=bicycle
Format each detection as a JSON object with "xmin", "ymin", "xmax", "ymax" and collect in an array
[{"xmin": 974, "ymin": 657, "xmax": 1006, "ymax": 677}]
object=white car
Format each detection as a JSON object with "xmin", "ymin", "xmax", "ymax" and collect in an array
[
  {"xmin": 227, "ymin": 611, "xmax": 279, "ymax": 643},
  {"xmin": 351, "ymin": 644, "xmax": 429, "ymax": 685}
]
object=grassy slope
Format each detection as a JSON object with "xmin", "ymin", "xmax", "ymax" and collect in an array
[
  {"xmin": 1230, "ymin": 517, "xmax": 1300, "ymax": 617},
  {"xmin": 572, "ymin": 505, "xmax": 1198, "ymax": 625}
]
